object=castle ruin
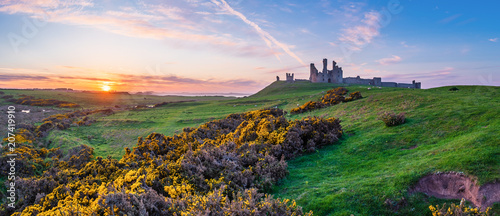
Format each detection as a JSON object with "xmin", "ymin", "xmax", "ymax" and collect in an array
[
  {"xmin": 284, "ymin": 58, "xmax": 421, "ymax": 89},
  {"xmin": 309, "ymin": 58, "xmax": 343, "ymax": 83},
  {"xmin": 285, "ymin": 73, "xmax": 294, "ymax": 83}
]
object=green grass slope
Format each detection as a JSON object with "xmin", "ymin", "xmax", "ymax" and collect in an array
[{"xmin": 270, "ymin": 84, "xmax": 499, "ymax": 215}]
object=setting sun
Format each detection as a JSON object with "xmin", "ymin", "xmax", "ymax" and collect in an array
[{"xmin": 101, "ymin": 85, "xmax": 111, "ymax": 91}]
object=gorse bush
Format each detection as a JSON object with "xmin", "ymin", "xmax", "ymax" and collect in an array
[
  {"xmin": 291, "ymin": 101, "xmax": 324, "ymax": 114},
  {"xmin": 429, "ymin": 199, "xmax": 491, "ymax": 216},
  {"xmin": 379, "ymin": 111, "xmax": 406, "ymax": 127},
  {"xmin": 57, "ymin": 103, "xmax": 80, "ymax": 108},
  {"xmin": 6, "ymin": 95, "xmax": 80, "ymax": 108},
  {"xmin": 0, "ymin": 143, "xmax": 60, "ymax": 178},
  {"xmin": 321, "ymin": 87, "xmax": 349, "ymax": 105},
  {"xmin": 345, "ymin": 91, "xmax": 363, "ymax": 102},
  {"xmin": 291, "ymin": 87, "xmax": 362, "ymax": 114},
  {"xmin": 449, "ymin": 87, "xmax": 459, "ymax": 91},
  {"xmin": 35, "ymin": 111, "xmax": 94, "ymax": 138},
  {"xmin": 0, "ymin": 109, "xmax": 105, "ymax": 179},
  {"xmin": 1, "ymin": 108, "xmax": 342, "ymax": 215}
]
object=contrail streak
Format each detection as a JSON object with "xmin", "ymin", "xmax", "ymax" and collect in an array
[{"xmin": 211, "ymin": 0, "xmax": 305, "ymax": 65}]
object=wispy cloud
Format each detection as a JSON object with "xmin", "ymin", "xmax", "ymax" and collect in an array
[
  {"xmin": 344, "ymin": 62, "xmax": 368, "ymax": 71},
  {"xmin": 489, "ymin": 38, "xmax": 498, "ymax": 42},
  {"xmin": 384, "ymin": 67, "xmax": 455, "ymax": 80},
  {"xmin": 299, "ymin": 28, "xmax": 315, "ymax": 36},
  {"xmin": 400, "ymin": 41, "xmax": 416, "ymax": 48},
  {"xmin": 279, "ymin": 7, "xmax": 293, "ymax": 13},
  {"xmin": 263, "ymin": 65, "xmax": 307, "ymax": 74},
  {"xmin": 338, "ymin": 11, "xmax": 381, "ymax": 47},
  {"xmin": 324, "ymin": 1, "xmax": 366, "ymax": 21},
  {"xmin": 439, "ymin": 14, "xmax": 462, "ymax": 24},
  {"xmin": 210, "ymin": 0, "xmax": 305, "ymax": 65},
  {"xmin": 456, "ymin": 18, "xmax": 476, "ymax": 26},
  {"xmin": 0, "ymin": 0, "xmax": 278, "ymax": 58},
  {"xmin": 431, "ymin": 67, "xmax": 454, "ymax": 74},
  {"xmin": 57, "ymin": 76, "xmax": 113, "ymax": 82},
  {"xmin": 0, "ymin": 74, "xmax": 51, "ymax": 81},
  {"xmin": 376, "ymin": 55, "xmax": 402, "ymax": 65}
]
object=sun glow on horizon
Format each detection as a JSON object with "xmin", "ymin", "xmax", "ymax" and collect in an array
[{"xmin": 101, "ymin": 85, "xmax": 111, "ymax": 92}]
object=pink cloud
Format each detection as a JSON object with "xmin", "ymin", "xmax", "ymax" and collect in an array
[
  {"xmin": 0, "ymin": 0, "xmax": 279, "ymax": 58},
  {"xmin": 264, "ymin": 65, "xmax": 307, "ymax": 74},
  {"xmin": 376, "ymin": 55, "xmax": 402, "ymax": 65},
  {"xmin": 383, "ymin": 67, "xmax": 455, "ymax": 81},
  {"xmin": 431, "ymin": 67, "xmax": 454, "ymax": 75},
  {"xmin": 338, "ymin": 11, "xmax": 381, "ymax": 47}
]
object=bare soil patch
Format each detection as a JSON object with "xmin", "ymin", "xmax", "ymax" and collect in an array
[{"xmin": 410, "ymin": 172, "xmax": 500, "ymax": 210}]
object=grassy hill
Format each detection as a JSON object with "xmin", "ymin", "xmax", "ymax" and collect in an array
[
  {"xmin": 268, "ymin": 83, "xmax": 499, "ymax": 215},
  {"xmin": 0, "ymin": 82, "xmax": 498, "ymax": 215}
]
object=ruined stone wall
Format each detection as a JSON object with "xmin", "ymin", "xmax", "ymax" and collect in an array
[
  {"xmin": 381, "ymin": 82, "xmax": 398, "ymax": 87},
  {"xmin": 309, "ymin": 63, "xmax": 319, "ymax": 82},
  {"xmin": 316, "ymin": 72, "xmax": 328, "ymax": 83},
  {"xmin": 343, "ymin": 77, "xmax": 373, "ymax": 85},
  {"xmin": 415, "ymin": 82, "xmax": 421, "ymax": 89},
  {"xmin": 330, "ymin": 69, "xmax": 343, "ymax": 83},
  {"xmin": 397, "ymin": 83, "xmax": 415, "ymax": 88}
]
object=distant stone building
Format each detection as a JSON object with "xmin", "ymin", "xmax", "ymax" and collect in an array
[
  {"xmin": 309, "ymin": 58, "xmax": 343, "ymax": 83},
  {"xmin": 284, "ymin": 58, "xmax": 421, "ymax": 89},
  {"xmin": 285, "ymin": 73, "xmax": 294, "ymax": 83}
]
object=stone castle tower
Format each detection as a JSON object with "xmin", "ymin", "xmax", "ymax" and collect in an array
[
  {"xmin": 309, "ymin": 58, "xmax": 343, "ymax": 83},
  {"xmin": 286, "ymin": 73, "xmax": 294, "ymax": 83}
]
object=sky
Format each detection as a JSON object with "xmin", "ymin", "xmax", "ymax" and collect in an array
[{"xmin": 0, "ymin": 0, "xmax": 499, "ymax": 94}]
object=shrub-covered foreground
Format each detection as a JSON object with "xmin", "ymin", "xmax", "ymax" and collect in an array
[{"xmin": 1, "ymin": 108, "xmax": 342, "ymax": 215}]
